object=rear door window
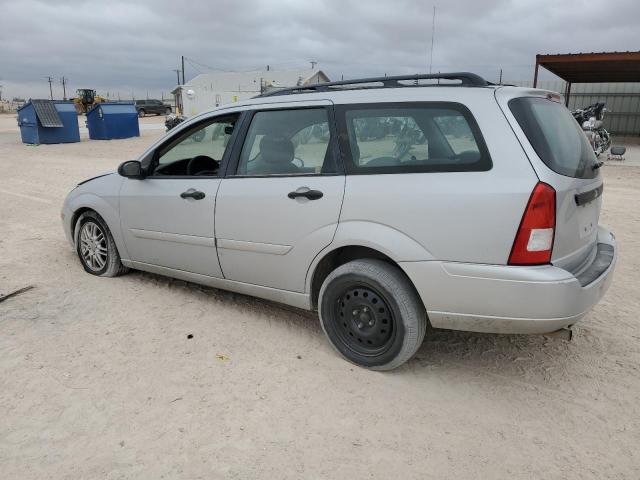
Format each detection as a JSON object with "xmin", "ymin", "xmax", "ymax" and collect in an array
[
  {"xmin": 509, "ymin": 97, "xmax": 597, "ymax": 179},
  {"xmin": 336, "ymin": 103, "xmax": 491, "ymax": 174}
]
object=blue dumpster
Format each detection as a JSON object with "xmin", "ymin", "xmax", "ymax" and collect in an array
[
  {"xmin": 86, "ymin": 102, "xmax": 140, "ymax": 140},
  {"xmin": 17, "ymin": 100, "xmax": 80, "ymax": 144}
]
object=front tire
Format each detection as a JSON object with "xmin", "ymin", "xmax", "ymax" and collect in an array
[
  {"xmin": 138, "ymin": 109, "xmax": 145, "ymax": 118},
  {"xmin": 319, "ymin": 259, "xmax": 427, "ymax": 371},
  {"xmin": 75, "ymin": 211, "xmax": 128, "ymax": 277}
]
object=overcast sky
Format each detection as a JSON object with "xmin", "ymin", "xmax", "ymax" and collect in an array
[{"xmin": 1, "ymin": 0, "xmax": 638, "ymax": 100}]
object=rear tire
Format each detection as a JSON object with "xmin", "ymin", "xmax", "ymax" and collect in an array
[
  {"xmin": 165, "ymin": 107, "xmax": 172, "ymax": 115},
  {"xmin": 75, "ymin": 211, "xmax": 129, "ymax": 277},
  {"xmin": 138, "ymin": 109, "xmax": 145, "ymax": 118},
  {"xmin": 319, "ymin": 259, "xmax": 426, "ymax": 371}
]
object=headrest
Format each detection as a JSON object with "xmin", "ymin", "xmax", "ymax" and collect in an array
[{"xmin": 260, "ymin": 135, "xmax": 294, "ymax": 164}]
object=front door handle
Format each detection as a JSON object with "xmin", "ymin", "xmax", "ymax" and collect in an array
[
  {"xmin": 287, "ymin": 188, "xmax": 323, "ymax": 200},
  {"xmin": 180, "ymin": 189, "xmax": 206, "ymax": 200}
]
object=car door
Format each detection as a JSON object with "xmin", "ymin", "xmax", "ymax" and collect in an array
[
  {"xmin": 119, "ymin": 113, "xmax": 240, "ymax": 277},
  {"xmin": 215, "ymin": 103, "xmax": 345, "ymax": 292}
]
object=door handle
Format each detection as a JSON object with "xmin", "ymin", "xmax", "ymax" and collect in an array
[
  {"xmin": 180, "ymin": 189, "xmax": 206, "ymax": 200},
  {"xmin": 287, "ymin": 189, "xmax": 323, "ymax": 200}
]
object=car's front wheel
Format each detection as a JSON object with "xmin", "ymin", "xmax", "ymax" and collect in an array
[
  {"xmin": 319, "ymin": 259, "xmax": 427, "ymax": 371},
  {"xmin": 75, "ymin": 211, "xmax": 128, "ymax": 277},
  {"xmin": 138, "ymin": 109, "xmax": 145, "ymax": 118},
  {"xmin": 165, "ymin": 107, "xmax": 172, "ymax": 115}
]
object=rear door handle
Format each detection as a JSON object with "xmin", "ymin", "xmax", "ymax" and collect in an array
[
  {"xmin": 180, "ymin": 189, "xmax": 206, "ymax": 200},
  {"xmin": 287, "ymin": 188, "xmax": 323, "ymax": 200}
]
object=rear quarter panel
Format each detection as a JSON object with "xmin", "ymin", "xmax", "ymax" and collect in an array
[{"xmin": 337, "ymin": 88, "xmax": 538, "ymax": 264}]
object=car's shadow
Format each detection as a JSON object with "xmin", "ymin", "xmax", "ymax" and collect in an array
[{"xmin": 129, "ymin": 269, "xmax": 579, "ymax": 382}]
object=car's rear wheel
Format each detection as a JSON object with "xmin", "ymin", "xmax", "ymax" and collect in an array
[
  {"xmin": 138, "ymin": 109, "xmax": 145, "ymax": 118},
  {"xmin": 75, "ymin": 211, "xmax": 128, "ymax": 277},
  {"xmin": 319, "ymin": 259, "xmax": 427, "ymax": 370}
]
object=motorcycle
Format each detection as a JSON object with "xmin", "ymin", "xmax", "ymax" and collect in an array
[
  {"xmin": 572, "ymin": 102, "xmax": 611, "ymax": 157},
  {"xmin": 164, "ymin": 113, "xmax": 205, "ymax": 142},
  {"xmin": 164, "ymin": 113, "xmax": 186, "ymax": 132}
]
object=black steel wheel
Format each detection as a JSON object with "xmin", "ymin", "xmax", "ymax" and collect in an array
[
  {"xmin": 333, "ymin": 285, "xmax": 397, "ymax": 357},
  {"xmin": 319, "ymin": 259, "xmax": 427, "ymax": 370}
]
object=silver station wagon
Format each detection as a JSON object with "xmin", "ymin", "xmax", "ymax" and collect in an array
[{"xmin": 61, "ymin": 73, "xmax": 617, "ymax": 370}]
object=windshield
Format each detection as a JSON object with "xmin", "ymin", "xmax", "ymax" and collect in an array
[{"xmin": 509, "ymin": 97, "xmax": 597, "ymax": 179}]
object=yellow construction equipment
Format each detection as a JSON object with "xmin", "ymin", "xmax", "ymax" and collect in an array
[{"xmin": 70, "ymin": 89, "xmax": 108, "ymax": 114}]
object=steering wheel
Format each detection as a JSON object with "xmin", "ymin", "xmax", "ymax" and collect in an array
[{"xmin": 187, "ymin": 155, "xmax": 219, "ymax": 176}]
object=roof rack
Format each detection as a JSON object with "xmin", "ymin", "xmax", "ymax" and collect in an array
[{"xmin": 258, "ymin": 72, "xmax": 489, "ymax": 97}]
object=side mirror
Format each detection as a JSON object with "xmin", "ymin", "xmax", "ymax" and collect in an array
[{"xmin": 118, "ymin": 160, "xmax": 145, "ymax": 179}]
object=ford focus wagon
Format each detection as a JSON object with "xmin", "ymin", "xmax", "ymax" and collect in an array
[{"xmin": 61, "ymin": 73, "xmax": 617, "ymax": 370}]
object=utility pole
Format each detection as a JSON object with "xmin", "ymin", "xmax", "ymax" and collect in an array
[
  {"xmin": 429, "ymin": 6, "xmax": 436, "ymax": 73},
  {"xmin": 61, "ymin": 77, "xmax": 67, "ymax": 100},
  {"xmin": 47, "ymin": 76, "xmax": 54, "ymax": 100},
  {"xmin": 0, "ymin": 83, "xmax": 3, "ymax": 102},
  {"xmin": 173, "ymin": 69, "xmax": 181, "ymax": 85},
  {"xmin": 181, "ymin": 56, "xmax": 185, "ymax": 85},
  {"xmin": 310, "ymin": 60, "xmax": 317, "ymax": 69}
]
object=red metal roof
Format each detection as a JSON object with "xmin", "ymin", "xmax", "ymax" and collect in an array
[{"xmin": 535, "ymin": 51, "xmax": 640, "ymax": 83}]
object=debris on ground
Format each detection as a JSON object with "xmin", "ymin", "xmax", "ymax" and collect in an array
[{"xmin": 0, "ymin": 285, "xmax": 34, "ymax": 303}]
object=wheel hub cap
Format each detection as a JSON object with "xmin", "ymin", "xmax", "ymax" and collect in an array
[{"xmin": 335, "ymin": 286, "xmax": 394, "ymax": 354}]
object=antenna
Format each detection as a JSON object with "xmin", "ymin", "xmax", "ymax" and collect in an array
[{"xmin": 429, "ymin": 6, "xmax": 436, "ymax": 74}]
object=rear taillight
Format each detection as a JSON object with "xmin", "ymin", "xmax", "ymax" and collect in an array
[{"xmin": 508, "ymin": 182, "xmax": 556, "ymax": 265}]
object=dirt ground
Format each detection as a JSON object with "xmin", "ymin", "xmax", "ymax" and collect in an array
[{"xmin": 1, "ymin": 113, "xmax": 639, "ymax": 479}]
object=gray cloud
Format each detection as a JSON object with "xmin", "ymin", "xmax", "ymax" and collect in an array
[{"xmin": 1, "ymin": 0, "xmax": 639, "ymax": 100}]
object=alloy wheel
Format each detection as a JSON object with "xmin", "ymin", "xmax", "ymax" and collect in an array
[{"xmin": 79, "ymin": 221, "xmax": 108, "ymax": 272}]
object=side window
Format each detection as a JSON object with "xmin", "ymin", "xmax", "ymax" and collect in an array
[
  {"xmin": 432, "ymin": 114, "xmax": 479, "ymax": 156},
  {"xmin": 151, "ymin": 115, "xmax": 238, "ymax": 176},
  {"xmin": 235, "ymin": 108, "xmax": 336, "ymax": 176},
  {"xmin": 340, "ymin": 104, "xmax": 491, "ymax": 173}
]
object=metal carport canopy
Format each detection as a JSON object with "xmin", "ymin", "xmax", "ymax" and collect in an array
[{"xmin": 533, "ymin": 51, "xmax": 640, "ymax": 105}]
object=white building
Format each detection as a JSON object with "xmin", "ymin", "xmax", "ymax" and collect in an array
[{"xmin": 173, "ymin": 68, "xmax": 330, "ymax": 117}]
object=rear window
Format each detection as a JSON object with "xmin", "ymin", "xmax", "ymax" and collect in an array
[
  {"xmin": 509, "ymin": 97, "xmax": 597, "ymax": 179},
  {"xmin": 337, "ymin": 103, "xmax": 491, "ymax": 174}
]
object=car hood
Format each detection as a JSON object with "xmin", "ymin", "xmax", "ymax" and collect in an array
[{"xmin": 77, "ymin": 171, "xmax": 115, "ymax": 186}]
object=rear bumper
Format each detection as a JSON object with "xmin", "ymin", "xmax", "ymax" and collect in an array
[{"xmin": 400, "ymin": 226, "xmax": 617, "ymax": 334}]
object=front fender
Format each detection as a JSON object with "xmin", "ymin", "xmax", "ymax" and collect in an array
[{"xmin": 66, "ymin": 192, "xmax": 130, "ymax": 261}]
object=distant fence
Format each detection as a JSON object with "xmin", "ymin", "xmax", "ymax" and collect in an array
[{"xmin": 508, "ymin": 80, "xmax": 640, "ymax": 136}]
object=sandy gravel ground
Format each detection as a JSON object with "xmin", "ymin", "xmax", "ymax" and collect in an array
[{"xmin": 1, "ymin": 113, "xmax": 639, "ymax": 479}]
